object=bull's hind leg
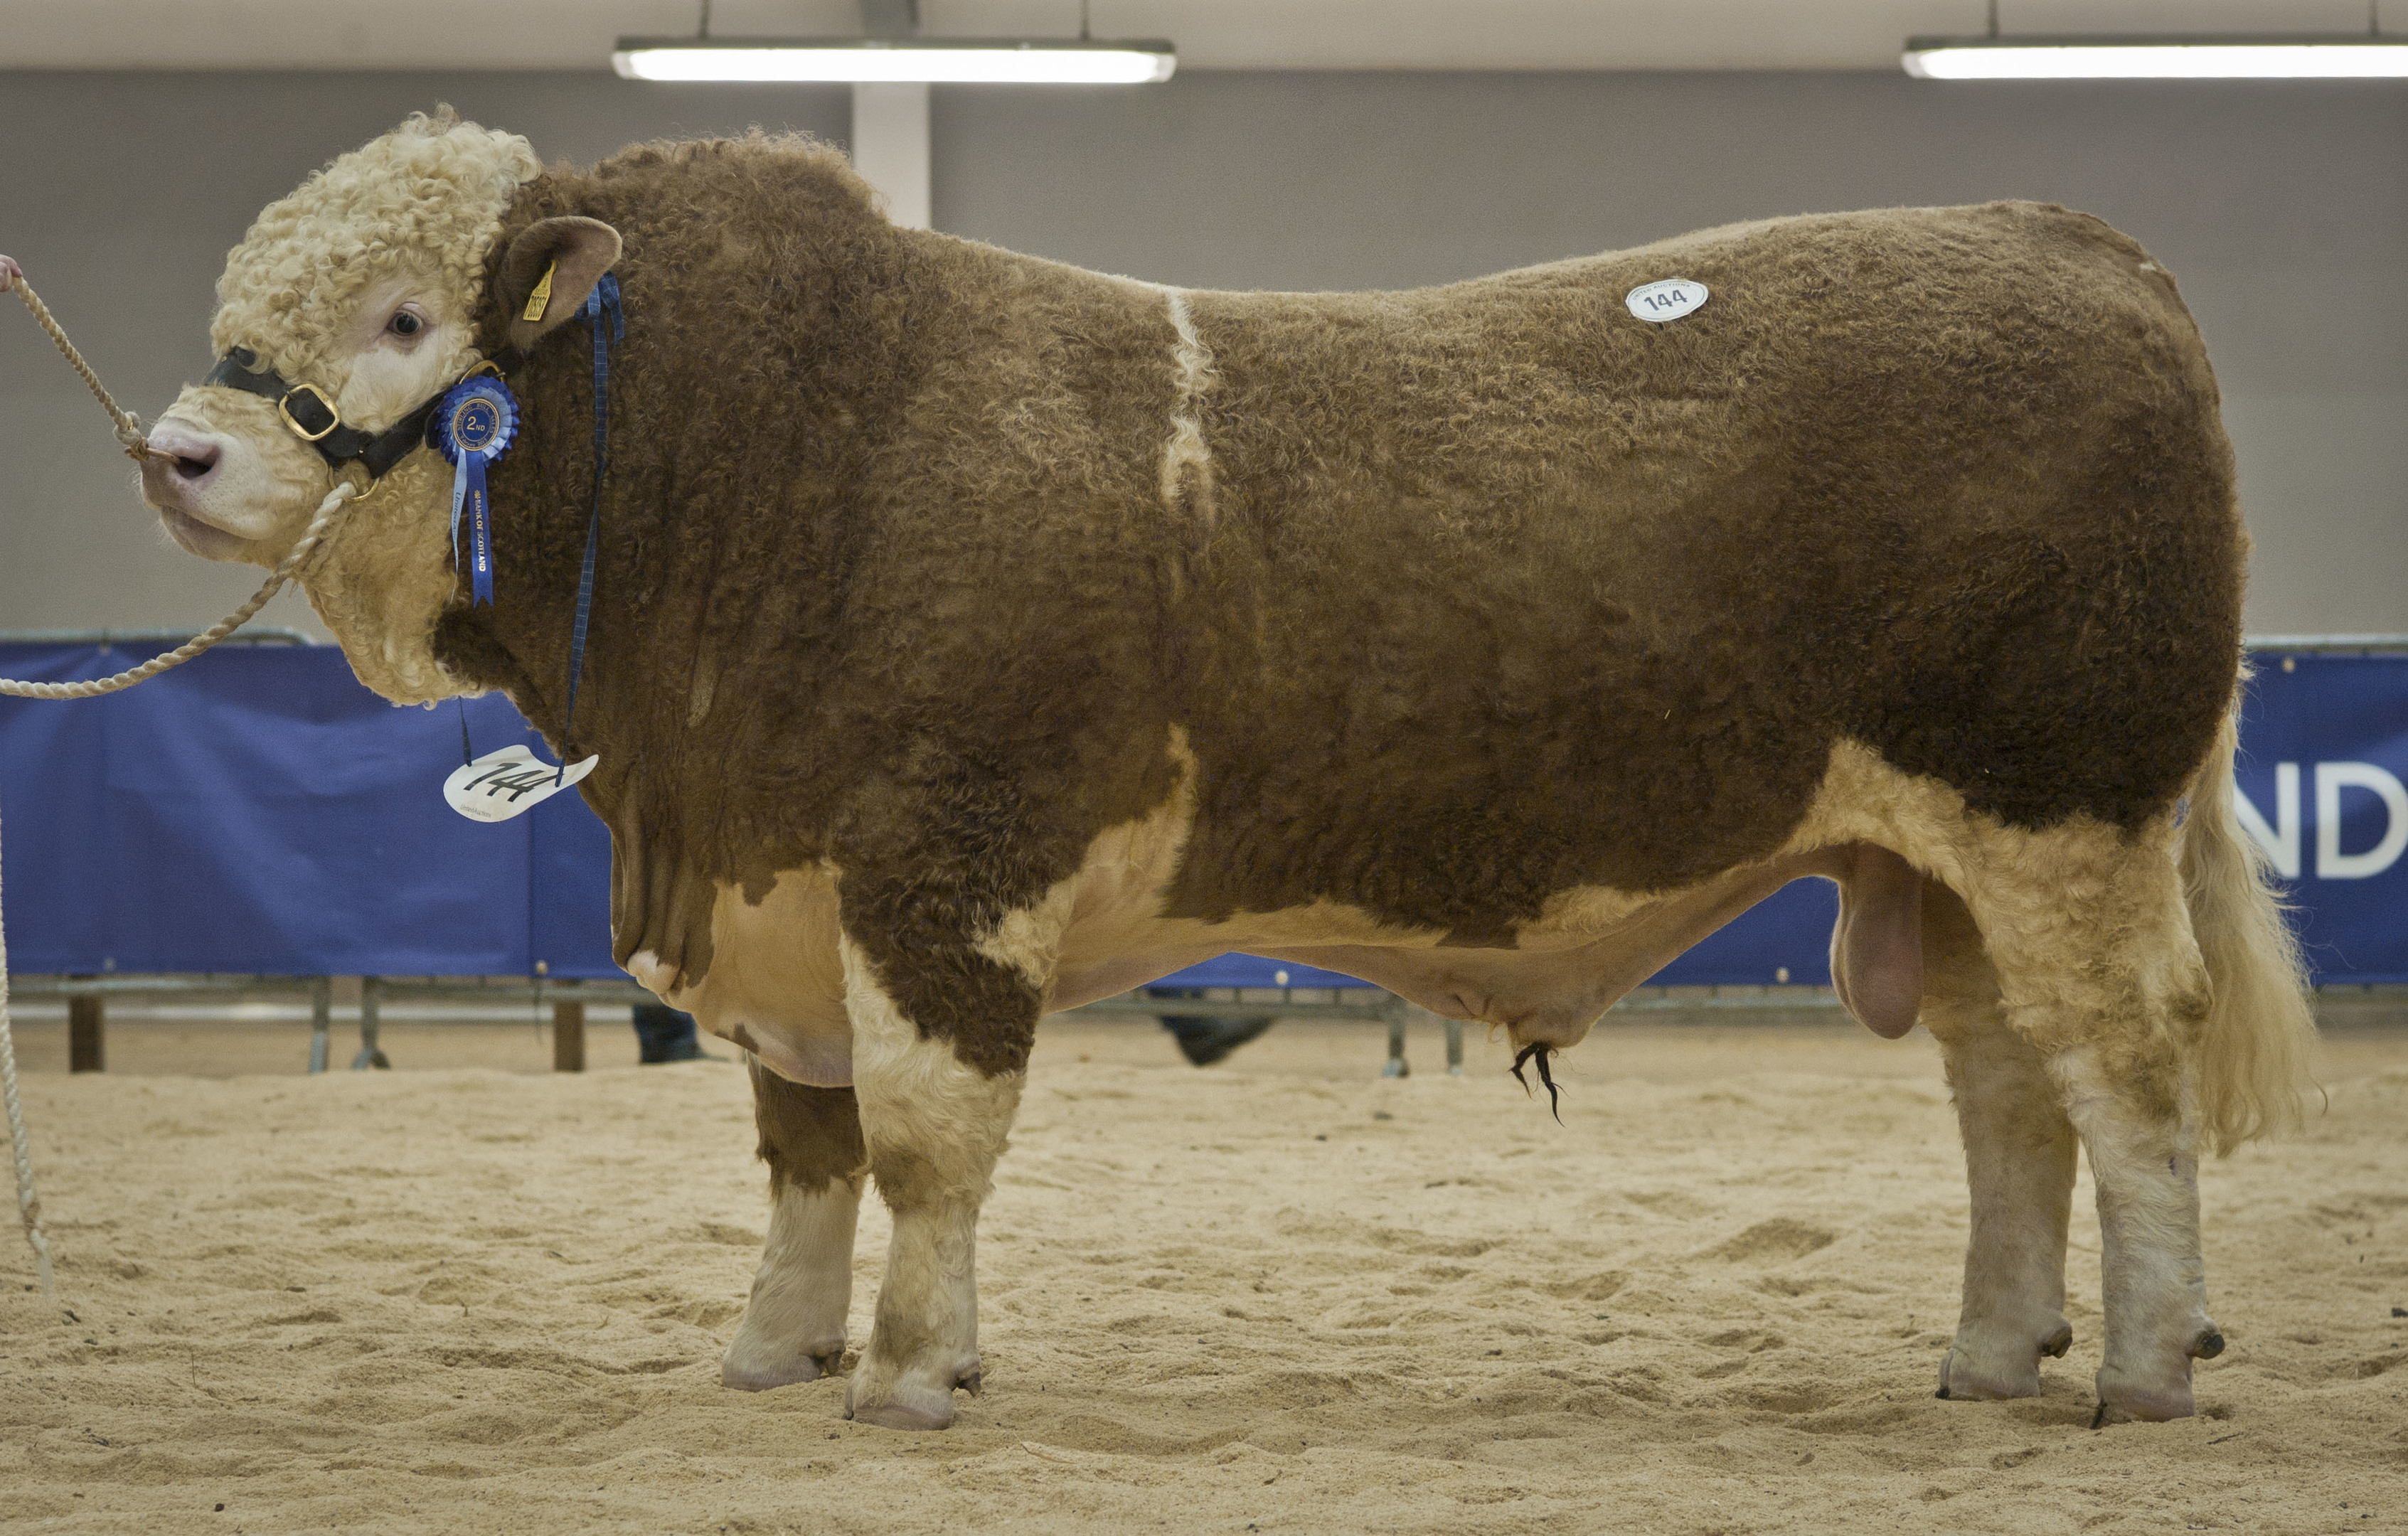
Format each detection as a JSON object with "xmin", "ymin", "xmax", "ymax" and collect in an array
[
  {"xmin": 837, "ymin": 931, "xmax": 1030, "ymax": 1431},
  {"xmin": 721, "ymin": 1058, "xmax": 867, "ymax": 1390},
  {"xmin": 1919, "ymin": 884, "xmax": 2077, "ymax": 1401},
  {"xmin": 1960, "ymin": 821, "xmax": 2221, "ymax": 1424},
  {"xmin": 2053, "ymin": 1040, "xmax": 2222, "ymax": 1424}
]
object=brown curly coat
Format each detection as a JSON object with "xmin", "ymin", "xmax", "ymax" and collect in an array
[{"xmin": 431, "ymin": 134, "xmax": 2240, "ymax": 1083}]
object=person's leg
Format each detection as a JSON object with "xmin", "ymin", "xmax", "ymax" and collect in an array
[{"xmin": 632, "ymin": 1001, "xmax": 706, "ymax": 1063}]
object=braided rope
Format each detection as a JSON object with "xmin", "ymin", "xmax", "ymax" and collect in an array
[
  {"xmin": 0, "ymin": 816, "xmax": 57, "ymax": 1298},
  {"xmin": 12, "ymin": 275, "xmax": 149, "ymax": 459},
  {"xmin": 0, "ymin": 481, "xmax": 358, "ymax": 699}
]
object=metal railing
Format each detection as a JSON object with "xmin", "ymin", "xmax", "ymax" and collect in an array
[
  {"xmin": 11, "ymin": 971, "xmax": 2399, "ymax": 1078},
  {"xmin": 2245, "ymin": 634, "xmax": 2408, "ymax": 652},
  {"xmin": 9, "ymin": 971, "xmax": 650, "ymax": 1073}
]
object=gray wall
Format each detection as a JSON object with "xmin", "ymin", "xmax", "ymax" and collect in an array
[{"xmin": 3, "ymin": 69, "xmax": 2402, "ymax": 639}]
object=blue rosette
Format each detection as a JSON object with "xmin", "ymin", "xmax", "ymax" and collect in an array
[{"xmin": 430, "ymin": 373, "xmax": 519, "ymax": 605}]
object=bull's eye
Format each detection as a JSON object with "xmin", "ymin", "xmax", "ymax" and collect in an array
[{"xmin": 388, "ymin": 310, "xmax": 424, "ymax": 337}]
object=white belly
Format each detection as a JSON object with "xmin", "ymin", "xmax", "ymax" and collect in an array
[
  {"xmin": 621, "ymin": 735, "xmax": 1911, "ymax": 1080},
  {"xmin": 627, "ymin": 864, "xmax": 853, "ymax": 1086}
]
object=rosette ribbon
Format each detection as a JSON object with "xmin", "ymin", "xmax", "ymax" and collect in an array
[{"xmin": 430, "ymin": 374, "xmax": 519, "ymax": 606}]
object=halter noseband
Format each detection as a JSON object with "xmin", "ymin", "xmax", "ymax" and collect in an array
[{"xmin": 202, "ymin": 344, "xmax": 530, "ymax": 481}]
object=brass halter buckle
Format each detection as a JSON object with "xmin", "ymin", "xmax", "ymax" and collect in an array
[{"xmin": 277, "ymin": 383, "xmax": 341, "ymax": 443}]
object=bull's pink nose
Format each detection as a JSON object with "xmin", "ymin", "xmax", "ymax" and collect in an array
[
  {"xmin": 145, "ymin": 421, "xmax": 220, "ymax": 487},
  {"xmin": 142, "ymin": 420, "xmax": 225, "ymax": 507}
]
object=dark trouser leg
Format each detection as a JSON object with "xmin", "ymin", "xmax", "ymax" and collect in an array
[
  {"xmin": 1151, "ymin": 988, "xmax": 1276, "ymax": 1066},
  {"xmin": 633, "ymin": 1002, "xmax": 705, "ymax": 1063}
]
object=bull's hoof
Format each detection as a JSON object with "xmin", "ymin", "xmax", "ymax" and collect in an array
[
  {"xmin": 1935, "ymin": 1318, "xmax": 2072, "ymax": 1402},
  {"xmin": 1937, "ymin": 1345, "xmax": 2037, "ymax": 1401},
  {"xmin": 843, "ymin": 1358, "xmax": 980, "ymax": 1431},
  {"xmin": 2091, "ymin": 1365, "xmax": 2196, "ymax": 1426},
  {"xmin": 720, "ymin": 1343, "xmax": 842, "ymax": 1392}
]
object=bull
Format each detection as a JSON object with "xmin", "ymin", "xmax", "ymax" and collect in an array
[{"xmin": 117, "ymin": 111, "xmax": 2314, "ymax": 1430}]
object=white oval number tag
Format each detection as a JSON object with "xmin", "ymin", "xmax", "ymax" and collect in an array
[
  {"xmin": 444, "ymin": 744, "xmax": 599, "ymax": 823},
  {"xmin": 1625, "ymin": 278, "xmax": 1709, "ymax": 324}
]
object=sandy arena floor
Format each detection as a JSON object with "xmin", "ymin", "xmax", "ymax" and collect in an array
[{"xmin": 2, "ymin": 1014, "xmax": 2403, "ymax": 1534}]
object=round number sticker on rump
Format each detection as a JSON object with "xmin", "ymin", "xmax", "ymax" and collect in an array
[{"xmin": 1624, "ymin": 277, "xmax": 1710, "ymax": 321}]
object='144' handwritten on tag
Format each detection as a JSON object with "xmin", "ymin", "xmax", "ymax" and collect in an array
[
  {"xmin": 1625, "ymin": 277, "xmax": 1709, "ymax": 323},
  {"xmin": 444, "ymin": 744, "xmax": 598, "ymax": 823}
]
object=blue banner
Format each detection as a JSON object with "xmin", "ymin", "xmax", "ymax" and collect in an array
[
  {"xmin": 1, "ymin": 644, "xmax": 2400, "ymax": 987},
  {"xmin": 2228, "ymin": 653, "xmax": 2408, "ymax": 985},
  {"xmin": 0, "ymin": 644, "xmax": 614, "ymax": 978}
]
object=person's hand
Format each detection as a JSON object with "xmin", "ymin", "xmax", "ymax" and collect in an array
[{"xmin": 0, "ymin": 255, "xmax": 21, "ymax": 294}]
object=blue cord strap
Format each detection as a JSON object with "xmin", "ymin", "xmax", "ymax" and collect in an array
[{"xmin": 560, "ymin": 274, "xmax": 622, "ymax": 778}]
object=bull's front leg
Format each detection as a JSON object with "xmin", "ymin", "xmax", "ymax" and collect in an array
[
  {"xmin": 721, "ymin": 1058, "xmax": 867, "ymax": 1390},
  {"xmin": 836, "ymin": 927, "xmax": 1035, "ymax": 1431}
]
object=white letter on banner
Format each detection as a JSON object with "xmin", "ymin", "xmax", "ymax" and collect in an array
[
  {"xmin": 2316, "ymin": 762, "xmax": 2408, "ymax": 880},
  {"xmin": 2232, "ymin": 763, "xmax": 2299, "ymax": 879}
]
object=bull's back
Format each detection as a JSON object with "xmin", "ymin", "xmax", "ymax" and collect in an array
[{"xmin": 1158, "ymin": 202, "xmax": 2240, "ymax": 929}]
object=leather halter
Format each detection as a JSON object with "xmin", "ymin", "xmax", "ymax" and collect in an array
[{"xmin": 203, "ymin": 343, "xmax": 530, "ymax": 481}]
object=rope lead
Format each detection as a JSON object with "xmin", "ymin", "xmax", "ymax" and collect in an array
[
  {"xmin": 0, "ymin": 816, "xmax": 58, "ymax": 1298},
  {"xmin": 0, "ymin": 480, "xmax": 359, "ymax": 699},
  {"xmin": 11, "ymin": 272, "xmax": 150, "ymax": 459},
  {"xmin": 0, "ymin": 260, "xmax": 365, "ymax": 1296}
]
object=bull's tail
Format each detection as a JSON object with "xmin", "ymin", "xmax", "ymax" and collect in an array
[{"xmin": 2181, "ymin": 687, "xmax": 2321, "ymax": 1155}]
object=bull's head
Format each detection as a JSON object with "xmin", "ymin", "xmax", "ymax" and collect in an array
[{"xmin": 140, "ymin": 109, "xmax": 616, "ymax": 701}]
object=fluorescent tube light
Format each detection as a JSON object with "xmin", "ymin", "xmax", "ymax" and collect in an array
[
  {"xmin": 1904, "ymin": 34, "xmax": 2408, "ymax": 79},
  {"xmin": 613, "ymin": 38, "xmax": 1176, "ymax": 85}
]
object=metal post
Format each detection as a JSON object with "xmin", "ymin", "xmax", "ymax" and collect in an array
[
  {"xmin": 851, "ymin": 83, "xmax": 931, "ymax": 230},
  {"xmin": 67, "ymin": 977, "xmax": 103, "ymax": 1072},
  {"xmin": 553, "ymin": 998, "xmax": 586, "ymax": 1073},
  {"xmin": 307, "ymin": 976, "xmax": 331, "ymax": 1073},
  {"xmin": 1444, "ymin": 1017, "xmax": 1464, "ymax": 1077},
  {"xmin": 1382, "ymin": 999, "xmax": 1410, "ymax": 1078},
  {"xmin": 353, "ymin": 975, "xmax": 390, "ymax": 1070}
]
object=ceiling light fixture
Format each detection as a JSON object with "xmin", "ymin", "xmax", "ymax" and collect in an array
[
  {"xmin": 1904, "ymin": 34, "xmax": 2408, "ymax": 78},
  {"xmin": 1906, "ymin": 1, "xmax": 2405, "ymax": 79},
  {"xmin": 613, "ymin": 36, "xmax": 1174, "ymax": 85}
]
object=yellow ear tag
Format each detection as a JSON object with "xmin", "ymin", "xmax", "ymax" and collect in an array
[{"xmin": 521, "ymin": 262, "xmax": 557, "ymax": 323}]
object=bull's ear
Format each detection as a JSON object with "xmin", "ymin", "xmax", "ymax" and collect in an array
[{"xmin": 498, "ymin": 216, "xmax": 622, "ymax": 350}]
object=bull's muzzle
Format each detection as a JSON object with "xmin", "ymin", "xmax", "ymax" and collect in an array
[{"xmin": 140, "ymin": 420, "xmax": 223, "ymax": 504}]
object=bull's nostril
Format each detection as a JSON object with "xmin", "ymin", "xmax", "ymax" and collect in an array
[{"xmin": 145, "ymin": 425, "xmax": 220, "ymax": 484}]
